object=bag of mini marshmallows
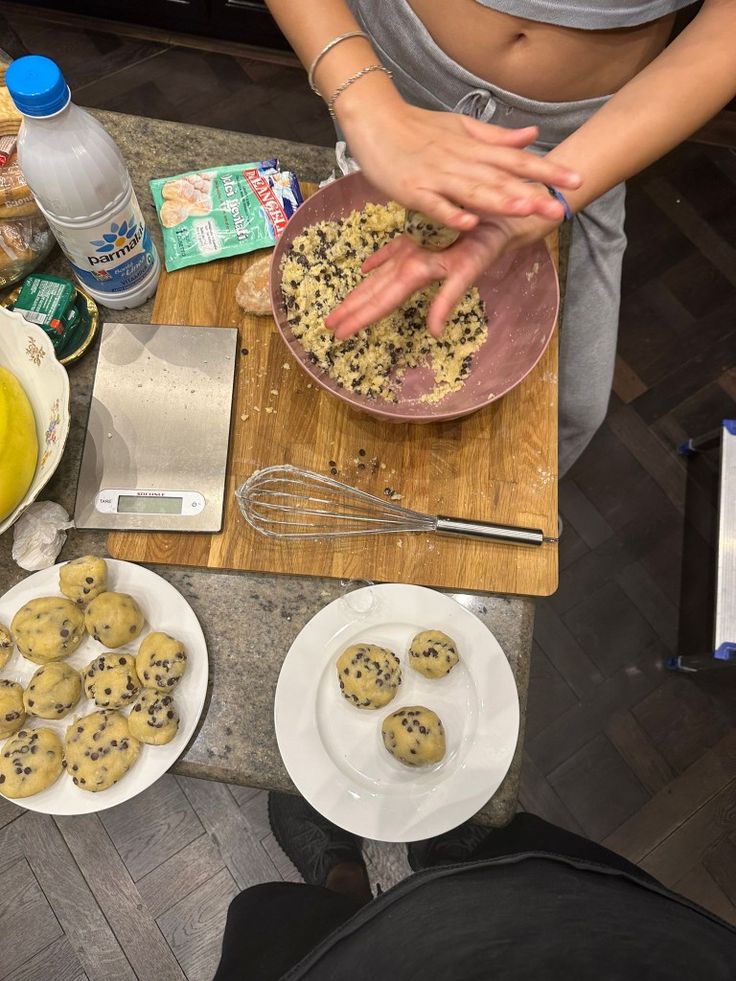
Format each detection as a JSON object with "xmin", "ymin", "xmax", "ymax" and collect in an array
[{"xmin": 150, "ymin": 160, "xmax": 303, "ymax": 271}]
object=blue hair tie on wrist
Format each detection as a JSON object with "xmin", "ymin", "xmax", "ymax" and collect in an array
[{"xmin": 546, "ymin": 186, "xmax": 573, "ymax": 221}]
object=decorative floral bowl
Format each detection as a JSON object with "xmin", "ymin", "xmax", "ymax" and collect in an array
[{"xmin": 0, "ymin": 307, "xmax": 71, "ymax": 536}]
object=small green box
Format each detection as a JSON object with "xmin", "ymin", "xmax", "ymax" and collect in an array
[{"xmin": 15, "ymin": 274, "xmax": 78, "ymax": 350}]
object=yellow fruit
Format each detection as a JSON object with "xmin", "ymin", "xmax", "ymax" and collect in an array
[{"xmin": 0, "ymin": 366, "xmax": 38, "ymax": 522}]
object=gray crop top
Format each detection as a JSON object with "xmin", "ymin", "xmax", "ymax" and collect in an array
[{"xmin": 475, "ymin": 0, "xmax": 698, "ymax": 29}]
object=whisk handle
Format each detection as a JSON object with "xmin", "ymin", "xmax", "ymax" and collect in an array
[{"xmin": 436, "ymin": 516, "xmax": 544, "ymax": 547}]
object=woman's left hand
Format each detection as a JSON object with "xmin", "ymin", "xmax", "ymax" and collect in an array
[{"xmin": 325, "ymin": 213, "xmax": 559, "ymax": 340}]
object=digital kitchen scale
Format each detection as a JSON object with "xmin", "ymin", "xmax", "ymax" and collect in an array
[{"xmin": 75, "ymin": 322, "xmax": 238, "ymax": 532}]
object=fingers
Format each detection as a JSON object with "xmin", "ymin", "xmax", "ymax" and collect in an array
[
  {"xmin": 425, "ymin": 235, "xmax": 504, "ymax": 336},
  {"xmin": 326, "ymin": 240, "xmax": 441, "ymax": 339},
  {"xmin": 462, "ymin": 118, "xmax": 539, "ymax": 148},
  {"xmin": 407, "ymin": 190, "xmax": 479, "ymax": 232},
  {"xmin": 361, "ymin": 234, "xmax": 406, "ymax": 274},
  {"xmin": 427, "ymin": 173, "xmax": 564, "ymax": 222},
  {"xmin": 462, "ymin": 117, "xmax": 582, "ymax": 189}
]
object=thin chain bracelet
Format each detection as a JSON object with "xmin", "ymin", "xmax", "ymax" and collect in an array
[{"xmin": 327, "ymin": 65, "xmax": 393, "ymax": 118}]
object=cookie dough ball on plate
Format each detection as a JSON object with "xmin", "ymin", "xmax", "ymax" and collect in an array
[
  {"xmin": 336, "ymin": 644, "xmax": 401, "ymax": 710},
  {"xmin": 84, "ymin": 592, "xmax": 145, "ymax": 648},
  {"xmin": 83, "ymin": 652, "xmax": 140, "ymax": 709},
  {"xmin": 64, "ymin": 710, "xmax": 140, "ymax": 792},
  {"xmin": 59, "ymin": 555, "xmax": 108, "ymax": 605},
  {"xmin": 0, "ymin": 680, "xmax": 25, "ymax": 737},
  {"xmin": 128, "ymin": 689, "xmax": 179, "ymax": 745},
  {"xmin": 0, "ymin": 728, "xmax": 63, "ymax": 799},
  {"xmin": 0, "ymin": 623, "xmax": 13, "ymax": 669},
  {"xmin": 11, "ymin": 597, "xmax": 85, "ymax": 664},
  {"xmin": 409, "ymin": 630, "xmax": 459, "ymax": 679},
  {"xmin": 136, "ymin": 632, "xmax": 187, "ymax": 692},
  {"xmin": 382, "ymin": 706, "xmax": 446, "ymax": 767},
  {"xmin": 24, "ymin": 662, "xmax": 82, "ymax": 719}
]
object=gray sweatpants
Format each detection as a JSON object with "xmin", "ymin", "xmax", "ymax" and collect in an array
[{"xmin": 347, "ymin": 0, "xmax": 627, "ymax": 475}]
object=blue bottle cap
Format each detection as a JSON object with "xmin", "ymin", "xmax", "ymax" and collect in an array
[{"xmin": 6, "ymin": 55, "xmax": 70, "ymax": 117}]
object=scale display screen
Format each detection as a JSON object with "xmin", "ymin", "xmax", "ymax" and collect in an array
[{"xmin": 117, "ymin": 495, "xmax": 184, "ymax": 515}]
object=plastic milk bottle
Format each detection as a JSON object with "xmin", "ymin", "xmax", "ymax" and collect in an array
[{"xmin": 6, "ymin": 55, "xmax": 160, "ymax": 309}]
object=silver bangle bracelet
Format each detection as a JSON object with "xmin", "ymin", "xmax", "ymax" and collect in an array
[
  {"xmin": 327, "ymin": 64, "xmax": 393, "ymax": 118},
  {"xmin": 307, "ymin": 30, "xmax": 368, "ymax": 95}
]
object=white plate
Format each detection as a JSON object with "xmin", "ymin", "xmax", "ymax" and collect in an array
[
  {"xmin": 274, "ymin": 584, "xmax": 519, "ymax": 843},
  {"xmin": 0, "ymin": 559, "xmax": 208, "ymax": 814}
]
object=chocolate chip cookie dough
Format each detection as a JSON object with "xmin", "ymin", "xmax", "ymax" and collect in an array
[
  {"xmin": 64, "ymin": 710, "xmax": 140, "ymax": 792},
  {"xmin": 280, "ymin": 201, "xmax": 487, "ymax": 404},
  {"xmin": 11, "ymin": 597, "xmax": 85, "ymax": 664},
  {"xmin": 0, "ymin": 623, "xmax": 13, "ymax": 669},
  {"xmin": 381, "ymin": 706, "xmax": 446, "ymax": 767},
  {"xmin": 128, "ymin": 689, "xmax": 179, "ymax": 745},
  {"xmin": 84, "ymin": 592, "xmax": 145, "ymax": 649},
  {"xmin": 135, "ymin": 632, "xmax": 187, "ymax": 692},
  {"xmin": 24, "ymin": 661, "xmax": 82, "ymax": 719},
  {"xmin": 336, "ymin": 643, "xmax": 402, "ymax": 710},
  {"xmin": 0, "ymin": 679, "xmax": 25, "ymax": 737},
  {"xmin": 83, "ymin": 652, "xmax": 141, "ymax": 709},
  {"xmin": 59, "ymin": 555, "xmax": 108, "ymax": 605},
  {"xmin": 409, "ymin": 629, "xmax": 459, "ymax": 679},
  {"xmin": 0, "ymin": 727, "xmax": 64, "ymax": 799}
]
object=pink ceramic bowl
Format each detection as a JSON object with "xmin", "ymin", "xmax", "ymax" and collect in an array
[{"xmin": 269, "ymin": 171, "xmax": 559, "ymax": 423}]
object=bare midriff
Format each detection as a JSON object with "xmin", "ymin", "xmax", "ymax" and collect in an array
[{"xmin": 407, "ymin": 0, "xmax": 677, "ymax": 101}]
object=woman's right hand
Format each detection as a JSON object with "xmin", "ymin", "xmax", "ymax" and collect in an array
[{"xmin": 340, "ymin": 98, "xmax": 581, "ymax": 232}]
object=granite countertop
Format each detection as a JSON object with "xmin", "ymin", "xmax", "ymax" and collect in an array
[{"xmin": 0, "ymin": 110, "xmax": 533, "ymax": 827}]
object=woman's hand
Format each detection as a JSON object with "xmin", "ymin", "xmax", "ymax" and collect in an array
[
  {"xmin": 341, "ymin": 101, "xmax": 581, "ymax": 232},
  {"xmin": 325, "ymin": 212, "xmax": 559, "ymax": 340}
]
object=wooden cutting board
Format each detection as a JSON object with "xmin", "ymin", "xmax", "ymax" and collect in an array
[{"xmin": 109, "ymin": 182, "xmax": 559, "ymax": 596}]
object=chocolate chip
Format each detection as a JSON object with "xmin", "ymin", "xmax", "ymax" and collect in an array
[{"xmin": 85, "ymin": 577, "xmax": 94, "ymax": 584}]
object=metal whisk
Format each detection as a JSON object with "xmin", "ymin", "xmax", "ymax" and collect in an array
[{"xmin": 235, "ymin": 465, "xmax": 552, "ymax": 547}]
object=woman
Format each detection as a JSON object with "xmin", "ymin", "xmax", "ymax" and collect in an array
[{"xmin": 264, "ymin": 0, "xmax": 736, "ymax": 473}]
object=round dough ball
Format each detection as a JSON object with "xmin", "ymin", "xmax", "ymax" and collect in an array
[
  {"xmin": 83, "ymin": 652, "xmax": 141, "ymax": 709},
  {"xmin": 381, "ymin": 706, "xmax": 446, "ymax": 767},
  {"xmin": 0, "ymin": 727, "xmax": 63, "ymax": 799},
  {"xmin": 336, "ymin": 644, "xmax": 401, "ymax": 710},
  {"xmin": 11, "ymin": 597, "xmax": 85, "ymax": 664},
  {"xmin": 0, "ymin": 680, "xmax": 25, "ymax": 738},
  {"xmin": 84, "ymin": 592, "xmax": 145, "ymax": 649},
  {"xmin": 64, "ymin": 710, "xmax": 140, "ymax": 792},
  {"xmin": 0, "ymin": 622, "xmax": 13, "ymax": 669},
  {"xmin": 404, "ymin": 210, "xmax": 460, "ymax": 251},
  {"xmin": 24, "ymin": 662, "xmax": 82, "ymax": 720},
  {"xmin": 136, "ymin": 632, "xmax": 187, "ymax": 692},
  {"xmin": 409, "ymin": 629, "xmax": 459, "ymax": 679},
  {"xmin": 59, "ymin": 555, "xmax": 108, "ymax": 605},
  {"xmin": 128, "ymin": 689, "xmax": 179, "ymax": 745}
]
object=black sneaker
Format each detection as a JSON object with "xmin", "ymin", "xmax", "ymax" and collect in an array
[
  {"xmin": 268, "ymin": 791, "xmax": 365, "ymax": 887},
  {"xmin": 407, "ymin": 820, "xmax": 490, "ymax": 872}
]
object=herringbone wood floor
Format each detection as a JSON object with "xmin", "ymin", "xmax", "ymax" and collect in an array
[{"xmin": 0, "ymin": 8, "xmax": 735, "ymax": 980}]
